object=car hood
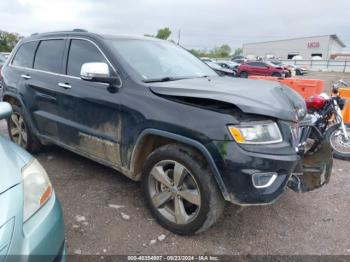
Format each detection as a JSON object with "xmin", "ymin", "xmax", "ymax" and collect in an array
[
  {"xmin": 0, "ymin": 136, "xmax": 32, "ymax": 194},
  {"xmin": 148, "ymin": 76, "xmax": 306, "ymax": 122}
]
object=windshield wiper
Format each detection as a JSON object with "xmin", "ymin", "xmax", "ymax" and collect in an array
[
  {"xmin": 142, "ymin": 75, "xmax": 212, "ymax": 83},
  {"xmin": 142, "ymin": 76, "xmax": 187, "ymax": 83}
]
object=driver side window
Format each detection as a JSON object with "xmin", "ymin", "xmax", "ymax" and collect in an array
[{"xmin": 67, "ymin": 39, "xmax": 107, "ymax": 77}]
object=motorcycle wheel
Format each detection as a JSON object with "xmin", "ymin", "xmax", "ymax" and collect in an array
[{"xmin": 327, "ymin": 125, "xmax": 350, "ymax": 160}]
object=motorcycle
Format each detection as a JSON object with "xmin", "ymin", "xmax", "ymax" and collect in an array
[{"xmin": 305, "ymin": 79, "xmax": 350, "ymax": 160}]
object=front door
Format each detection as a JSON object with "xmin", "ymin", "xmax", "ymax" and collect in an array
[
  {"xmin": 254, "ymin": 62, "xmax": 269, "ymax": 76},
  {"xmin": 56, "ymin": 38, "xmax": 122, "ymax": 167}
]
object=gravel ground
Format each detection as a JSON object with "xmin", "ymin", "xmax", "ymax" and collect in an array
[{"xmin": 1, "ymin": 72, "xmax": 350, "ymax": 256}]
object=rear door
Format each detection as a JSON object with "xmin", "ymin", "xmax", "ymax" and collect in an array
[
  {"xmin": 26, "ymin": 39, "xmax": 66, "ymax": 139},
  {"xmin": 55, "ymin": 38, "xmax": 122, "ymax": 166},
  {"xmin": 8, "ymin": 39, "xmax": 66, "ymax": 140},
  {"xmin": 5, "ymin": 40, "xmax": 38, "ymax": 101}
]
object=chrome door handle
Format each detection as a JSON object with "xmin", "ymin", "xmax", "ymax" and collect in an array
[
  {"xmin": 58, "ymin": 82, "xmax": 71, "ymax": 89},
  {"xmin": 21, "ymin": 74, "xmax": 31, "ymax": 80}
]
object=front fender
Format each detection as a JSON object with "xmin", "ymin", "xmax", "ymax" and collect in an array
[{"xmin": 130, "ymin": 128, "xmax": 231, "ymax": 201}]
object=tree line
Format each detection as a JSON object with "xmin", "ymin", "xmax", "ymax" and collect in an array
[
  {"xmin": 146, "ymin": 27, "xmax": 242, "ymax": 59},
  {"xmin": 0, "ymin": 27, "xmax": 243, "ymax": 59},
  {"xmin": 0, "ymin": 30, "xmax": 21, "ymax": 52}
]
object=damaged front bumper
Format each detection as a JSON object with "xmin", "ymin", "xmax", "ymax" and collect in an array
[
  {"xmin": 212, "ymin": 140, "xmax": 299, "ymax": 205},
  {"xmin": 288, "ymin": 140, "xmax": 333, "ymax": 192},
  {"xmin": 211, "ymin": 134, "xmax": 333, "ymax": 205}
]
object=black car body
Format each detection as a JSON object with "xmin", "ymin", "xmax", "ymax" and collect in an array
[{"xmin": 1, "ymin": 30, "xmax": 332, "ymax": 234}]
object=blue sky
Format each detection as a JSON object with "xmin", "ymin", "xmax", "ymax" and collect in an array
[{"xmin": 0, "ymin": 0, "xmax": 349, "ymax": 51}]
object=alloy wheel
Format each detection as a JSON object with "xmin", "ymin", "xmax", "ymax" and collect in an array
[
  {"xmin": 9, "ymin": 112, "xmax": 28, "ymax": 147},
  {"xmin": 148, "ymin": 160, "xmax": 201, "ymax": 225}
]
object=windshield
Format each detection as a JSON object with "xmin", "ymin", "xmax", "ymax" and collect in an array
[{"xmin": 107, "ymin": 39, "xmax": 217, "ymax": 80}]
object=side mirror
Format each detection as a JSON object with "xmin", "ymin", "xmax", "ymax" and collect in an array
[
  {"xmin": 0, "ymin": 102, "xmax": 12, "ymax": 120},
  {"xmin": 80, "ymin": 62, "xmax": 121, "ymax": 87}
]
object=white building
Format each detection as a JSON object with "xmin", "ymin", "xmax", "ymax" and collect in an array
[{"xmin": 243, "ymin": 35, "xmax": 346, "ymax": 60}]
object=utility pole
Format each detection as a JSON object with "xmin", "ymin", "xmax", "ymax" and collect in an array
[{"xmin": 177, "ymin": 30, "xmax": 181, "ymax": 45}]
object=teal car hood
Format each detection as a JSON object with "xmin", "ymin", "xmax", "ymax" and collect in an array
[{"xmin": 0, "ymin": 136, "xmax": 32, "ymax": 194}]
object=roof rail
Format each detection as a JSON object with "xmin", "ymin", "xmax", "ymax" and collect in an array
[
  {"xmin": 73, "ymin": 29, "xmax": 88, "ymax": 32},
  {"xmin": 31, "ymin": 33, "xmax": 39, "ymax": 36}
]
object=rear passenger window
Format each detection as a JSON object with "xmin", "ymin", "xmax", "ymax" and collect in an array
[
  {"xmin": 67, "ymin": 39, "xmax": 107, "ymax": 77},
  {"xmin": 12, "ymin": 41, "xmax": 38, "ymax": 68},
  {"xmin": 34, "ymin": 40, "xmax": 65, "ymax": 73}
]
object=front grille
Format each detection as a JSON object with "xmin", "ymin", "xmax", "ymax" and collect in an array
[{"xmin": 290, "ymin": 122, "xmax": 301, "ymax": 150}]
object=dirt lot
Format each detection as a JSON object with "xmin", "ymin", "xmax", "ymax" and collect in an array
[{"xmin": 1, "ymin": 72, "xmax": 350, "ymax": 256}]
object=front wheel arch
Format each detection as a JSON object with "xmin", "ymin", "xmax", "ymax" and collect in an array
[{"xmin": 130, "ymin": 129, "xmax": 231, "ymax": 202}]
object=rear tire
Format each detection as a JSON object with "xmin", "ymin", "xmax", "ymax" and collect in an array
[
  {"xmin": 7, "ymin": 105, "xmax": 42, "ymax": 153},
  {"xmin": 239, "ymin": 71, "xmax": 248, "ymax": 78},
  {"xmin": 141, "ymin": 144, "xmax": 225, "ymax": 235}
]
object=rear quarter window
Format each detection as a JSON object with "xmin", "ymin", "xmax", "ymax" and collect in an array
[
  {"xmin": 12, "ymin": 41, "xmax": 38, "ymax": 68},
  {"xmin": 34, "ymin": 39, "xmax": 65, "ymax": 73}
]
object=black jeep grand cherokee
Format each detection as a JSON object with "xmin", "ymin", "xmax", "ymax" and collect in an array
[{"xmin": 1, "ymin": 30, "xmax": 332, "ymax": 234}]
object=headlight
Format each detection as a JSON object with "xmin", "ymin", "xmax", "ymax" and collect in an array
[
  {"xmin": 228, "ymin": 121, "xmax": 282, "ymax": 144},
  {"xmin": 22, "ymin": 159, "xmax": 52, "ymax": 222}
]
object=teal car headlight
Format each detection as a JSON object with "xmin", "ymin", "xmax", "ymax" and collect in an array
[
  {"xmin": 22, "ymin": 159, "xmax": 52, "ymax": 222},
  {"xmin": 228, "ymin": 121, "xmax": 283, "ymax": 144}
]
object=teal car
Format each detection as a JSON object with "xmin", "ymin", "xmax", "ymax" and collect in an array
[{"xmin": 0, "ymin": 102, "xmax": 65, "ymax": 261}]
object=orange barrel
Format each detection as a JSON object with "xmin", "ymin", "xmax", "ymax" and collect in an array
[
  {"xmin": 339, "ymin": 88, "xmax": 350, "ymax": 125},
  {"xmin": 248, "ymin": 76, "xmax": 324, "ymax": 99}
]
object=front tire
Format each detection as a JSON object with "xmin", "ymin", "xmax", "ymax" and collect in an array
[
  {"xmin": 272, "ymin": 72, "xmax": 282, "ymax": 77},
  {"xmin": 239, "ymin": 71, "xmax": 248, "ymax": 78},
  {"xmin": 7, "ymin": 105, "xmax": 42, "ymax": 153},
  {"xmin": 141, "ymin": 144, "xmax": 225, "ymax": 235},
  {"xmin": 327, "ymin": 126, "xmax": 350, "ymax": 160}
]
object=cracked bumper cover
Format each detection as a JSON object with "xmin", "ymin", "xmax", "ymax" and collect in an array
[{"xmin": 212, "ymin": 140, "xmax": 300, "ymax": 205}]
